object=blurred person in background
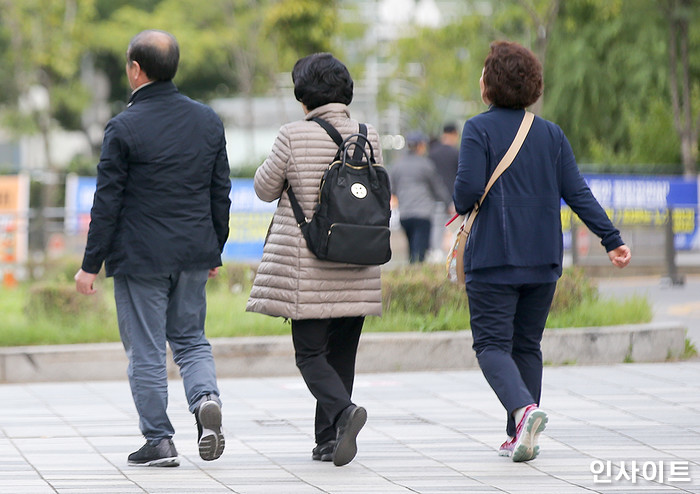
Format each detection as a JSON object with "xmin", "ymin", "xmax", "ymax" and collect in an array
[
  {"xmin": 429, "ymin": 123, "xmax": 460, "ymax": 195},
  {"xmin": 75, "ymin": 29, "xmax": 230, "ymax": 467},
  {"xmin": 454, "ymin": 40, "xmax": 631, "ymax": 463},
  {"xmin": 428, "ymin": 123, "xmax": 460, "ymax": 254},
  {"xmin": 390, "ymin": 131, "xmax": 451, "ymax": 263}
]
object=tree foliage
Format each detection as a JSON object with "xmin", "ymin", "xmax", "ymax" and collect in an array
[
  {"xmin": 0, "ymin": 0, "xmax": 699, "ymax": 175},
  {"xmin": 264, "ymin": 0, "xmax": 337, "ymax": 64},
  {"xmin": 89, "ymin": 0, "xmax": 340, "ymax": 103},
  {"xmin": 381, "ymin": 15, "xmax": 489, "ymax": 137},
  {"xmin": 383, "ymin": 0, "xmax": 699, "ymax": 173},
  {"xmin": 543, "ymin": 0, "xmax": 680, "ymax": 171},
  {"xmin": 0, "ymin": 0, "xmax": 96, "ymax": 134}
]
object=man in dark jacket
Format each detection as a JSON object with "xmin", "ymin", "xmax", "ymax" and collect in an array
[
  {"xmin": 75, "ymin": 30, "xmax": 230, "ymax": 467},
  {"xmin": 428, "ymin": 123, "xmax": 459, "ymax": 254},
  {"xmin": 428, "ymin": 123, "xmax": 460, "ymax": 195}
]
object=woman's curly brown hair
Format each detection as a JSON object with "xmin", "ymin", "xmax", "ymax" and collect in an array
[{"xmin": 483, "ymin": 41, "xmax": 543, "ymax": 109}]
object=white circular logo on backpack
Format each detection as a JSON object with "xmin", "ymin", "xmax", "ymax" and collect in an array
[{"xmin": 351, "ymin": 183, "xmax": 367, "ymax": 198}]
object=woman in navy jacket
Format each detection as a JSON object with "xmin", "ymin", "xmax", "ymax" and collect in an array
[{"xmin": 454, "ymin": 41, "xmax": 631, "ymax": 463}]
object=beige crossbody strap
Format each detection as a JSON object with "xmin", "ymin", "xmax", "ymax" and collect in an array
[{"xmin": 463, "ymin": 111, "xmax": 535, "ymax": 234}]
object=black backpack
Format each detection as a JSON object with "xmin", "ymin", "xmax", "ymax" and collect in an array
[{"xmin": 286, "ymin": 117, "xmax": 392, "ymax": 265}]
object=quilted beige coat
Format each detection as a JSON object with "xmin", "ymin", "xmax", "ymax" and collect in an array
[{"xmin": 246, "ymin": 103, "xmax": 384, "ymax": 320}]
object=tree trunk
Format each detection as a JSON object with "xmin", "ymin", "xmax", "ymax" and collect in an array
[
  {"xmin": 36, "ymin": 102, "xmax": 59, "ymax": 255},
  {"xmin": 530, "ymin": 32, "xmax": 547, "ymax": 116},
  {"xmin": 517, "ymin": 0, "xmax": 561, "ymax": 116},
  {"xmin": 665, "ymin": 0, "xmax": 697, "ymax": 177}
]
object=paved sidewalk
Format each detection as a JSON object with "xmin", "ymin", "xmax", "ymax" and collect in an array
[{"xmin": 1, "ymin": 362, "xmax": 698, "ymax": 494}]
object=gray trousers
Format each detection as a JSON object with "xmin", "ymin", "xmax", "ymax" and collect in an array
[{"xmin": 113, "ymin": 270, "xmax": 220, "ymax": 442}]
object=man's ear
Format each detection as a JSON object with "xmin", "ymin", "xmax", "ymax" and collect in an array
[{"xmin": 131, "ymin": 61, "xmax": 142, "ymax": 78}]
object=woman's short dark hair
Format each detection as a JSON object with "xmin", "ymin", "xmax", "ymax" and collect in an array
[
  {"xmin": 483, "ymin": 41, "xmax": 542, "ymax": 109},
  {"xmin": 127, "ymin": 30, "xmax": 179, "ymax": 81},
  {"xmin": 292, "ymin": 53, "xmax": 353, "ymax": 110}
]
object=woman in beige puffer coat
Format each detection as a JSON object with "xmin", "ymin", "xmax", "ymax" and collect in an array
[{"xmin": 246, "ymin": 53, "xmax": 383, "ymax": 467}]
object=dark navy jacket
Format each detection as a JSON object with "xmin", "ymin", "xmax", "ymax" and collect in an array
[
  {"xmin": 454, "ymin": 106, "xmax": 623, "ymax": 281},
  {"xmin": 81, "ymin": 80, "xmax": 231, "ymax": 276}
]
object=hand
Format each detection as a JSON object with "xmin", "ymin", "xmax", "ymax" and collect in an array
[
  {"xmin": 75, "ymin": 269, "xmax": 98, "ymax": 295},
  {"xmin": 390, "ymin": 194, "xmax": 399, "ymax": 209},
  {"xmin": 208, "ymin": 267, "xmax": 219, "ymax": 279},
  {"xmin": 608, "ymin": 245, "xmax": 631, "ymax": 268}
]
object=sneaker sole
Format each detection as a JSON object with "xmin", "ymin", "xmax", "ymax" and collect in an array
[
  {"xmin": 198, "ymin": 401, "xmax": 225, "ymax": 461},
  {"xmin": 498, "ymin": 448, "xmax": 513, "ymax": 457},
  {"xmin": 512, "ymin": 410, "xmax": 547, "ymax": 462},
  {"xmin": 312, "ymin": 452, "xmax": 334, "ymax": 462},
  {"xmin": 128, "ymin": 456, "xmax": 180, "ymax": 467},
  {"xmin": 333, "ymin": 407, "xmax": 367, "ymax": 467}
]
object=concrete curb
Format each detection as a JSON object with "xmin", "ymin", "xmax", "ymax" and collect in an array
[{"xmin": 0, "ymin": 322, "xmax": 687, "ymax": 383}]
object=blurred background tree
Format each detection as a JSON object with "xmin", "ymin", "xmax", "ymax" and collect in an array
[
  {"xmin": 0, "ymin": 0, "xmax": 97, "ymax": 250},
  {"xmin": 0, "ymin": 0, "xmax": 698, "ymax": 180},
  {"xmin": 661, "ymin": 0, "xmax": 700, "ymax": 177},
  {"xmin": 385, "ymin": 0, "xmax": 699, "ymax": 174},
  {"xmin": 544, "ymin": 0, "xmax": 679, "ymax": 172}
]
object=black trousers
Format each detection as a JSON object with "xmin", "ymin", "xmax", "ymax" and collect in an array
[
  {"xmin": 466, "ymin": 281, "xmax": 556, "ymax": 437},
  {"xmin": 291, "ymin": 316, "xmax": 364, "ymax": 445}
]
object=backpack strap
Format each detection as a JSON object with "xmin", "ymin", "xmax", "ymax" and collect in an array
[
  {"xmin": 284, "ymin": 118, "xmax": 341, "ymax": 229},
  {"xmin": 311, "ymin": 117, "xmax": 343, "ymax": 147},
  {"xmin": 313, "ymin": 117, "xmax": 369, "ymax": 161},
  {"xmin": 354, "ymin": 124, "xmax": 368, "ymax": 161},
  {"xmin": 284, "ymin": 180, "xmax": 308, "ymax": 227}
]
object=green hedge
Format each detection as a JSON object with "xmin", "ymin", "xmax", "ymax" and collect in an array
[{"xmin": 0, "ymin": 260, "xmax": 652, "ymax": 346}]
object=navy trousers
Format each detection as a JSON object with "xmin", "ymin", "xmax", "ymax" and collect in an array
[
  {"xmin": 291, "ymin": 317, "xmax": 364, "ymax": 445},
  {"xmin": 466, "ymin": 281, "xmax": 556, "ymax": 437},
  {"xmin": 400, "ymin": 217, "xmax": 432, "ymax": 263}
]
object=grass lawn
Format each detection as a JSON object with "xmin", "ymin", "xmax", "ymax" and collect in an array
[{"xmin": 0, "ymin": 266, "xmax": 652, "ymax": 347}]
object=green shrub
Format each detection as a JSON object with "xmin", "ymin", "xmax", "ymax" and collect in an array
[
  {"xmin": 0, "ymin": 260, "xmax": 653, "ymax": 346},
  {"xmin": 25, "ymin": 255, "xmax": 81, "ymax": 282},
  {"xmin": 207, "ymin": 263, "xmax": 257, "ymax": 293},
  {"xmin": 26, "ymin": 281, "xmax": 106, "ymax": 318},
  {"xmin": 382, "ymin": 264, "xmax": 468, "ymax": 315},
  {"xmin": 224, "ymin": 263, "xmax": 256, "ymax": 289},
  {"xmin": 550, "ymin": 267, "xmax": 598, "ymax": 314},
  {"xmin": 381, "ymin": 265, "xmax": 599, "ymax": 318}
]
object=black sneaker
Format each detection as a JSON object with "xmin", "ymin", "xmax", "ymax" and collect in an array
[
  {"xmin": 332, "ymin": 405, "xmax": 367, "ymax": 466},
  {"xmin": 128, "ymin": 438, "xmax": 179, "ymax": 467},
  {"xmin": 195, "ymin": 395, "xmax": 225, "ymax": 461},
  {"xmin": 312, "ymin": 440, "xmax": 335, "ymax": 461}
]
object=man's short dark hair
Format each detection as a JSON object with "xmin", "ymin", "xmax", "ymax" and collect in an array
[
  {"xmin": 292, "ymin": 53, "xmax": 353, "ymax": 110},
  {"xmin": 483, "ymin": 41, "xmax": 543, "ymax": 109},
  {"xmin": 443, "ymin": 123, "xmax": 457, "ymax": 134},
  {"xmin": 127, "ymin": 30, "xmax": 179, "ymax": 81}
]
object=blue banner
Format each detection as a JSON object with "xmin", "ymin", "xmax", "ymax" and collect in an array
[
  {"xmin": 225, "ymin": 179, "xmax": 276, "ymax": 260},
  {"xmin": 68, "ymin": 175, "xmax": 699, "ymax": 260},
  {"xmin": 562, "ymin": 174, "xmax": 698, "ymax": 250},
  {"xmin": 65, "ymin": 177, "xmax": 276, "ymax": 261}
]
